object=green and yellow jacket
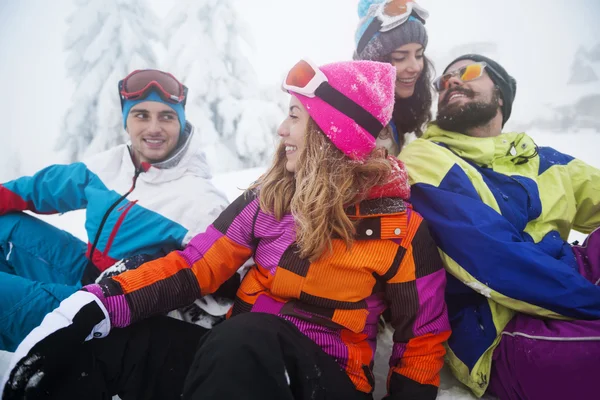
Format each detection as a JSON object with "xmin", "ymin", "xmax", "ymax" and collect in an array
[{"xmin": 399, "ymin": 124, "xmax": 600, "ymax": 396}]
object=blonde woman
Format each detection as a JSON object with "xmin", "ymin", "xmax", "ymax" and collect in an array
[{"xmin": 3, "ymin": 60, "xmax": 450, "ymax": 400}]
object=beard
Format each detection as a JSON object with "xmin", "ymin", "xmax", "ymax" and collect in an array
[{"xmin": 436, "ymin": 87, "xmax": 501, "ymax": 133}]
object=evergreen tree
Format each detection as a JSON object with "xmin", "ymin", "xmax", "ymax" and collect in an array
[
  {"xmin": 59, "ymin": 0, "xmax": 160, "ymax": 161},
  {"xmin": 163, "ymin": 0, "xmax": 283, "ymax": 172}
]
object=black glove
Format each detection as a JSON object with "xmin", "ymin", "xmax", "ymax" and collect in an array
[
  {"xmin": 383, "ymin": 372, "xmax": 439, "ymax": 400},
  {"xmin": 1, "ymin": 292, "xmax": 109, "ymax": 399}
]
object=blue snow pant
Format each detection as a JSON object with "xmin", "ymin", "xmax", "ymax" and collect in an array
[{"xmin": 0, "ymin": 212, "xmax": 88, "ymax": 351}]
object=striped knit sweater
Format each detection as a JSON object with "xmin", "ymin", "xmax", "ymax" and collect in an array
[{"xmin": 84, "ymin": 166, "xmax": 450, "ymax": 397}]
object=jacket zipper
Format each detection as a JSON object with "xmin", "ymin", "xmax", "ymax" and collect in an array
[
  {"xmin": 102, "ymin": 200, "xmax": 138, "ymax": 258},
  {"xmin": 88, "ymin": 167, "xmax": 142, "ymax": 265}
]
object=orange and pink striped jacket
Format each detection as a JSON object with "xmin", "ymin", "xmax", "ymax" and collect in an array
[{"xmin": 85, "ymin": 179, "xmax": 450, "ymax": 397}]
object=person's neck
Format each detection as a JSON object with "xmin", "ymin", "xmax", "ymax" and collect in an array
[
  {"xmin": 464, "ymin": 112, "xmax": 503, "ymax": 138},
  {"xmin": 129, "ymin": 147, "xmax": 146, "ymax": 169}
]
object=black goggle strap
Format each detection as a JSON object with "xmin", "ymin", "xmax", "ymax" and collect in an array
[
  {"xmin": 314, "ymin": 82, "xmax": 383, "ymax": 138},
  {"xmin": 356, "ymin": 18, "xmax": 383, "ymax": 56}
]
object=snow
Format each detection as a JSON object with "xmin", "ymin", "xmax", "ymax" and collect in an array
[{"xmin": 0, "ymin": 350, "xmax": 11, "ymax": 383}]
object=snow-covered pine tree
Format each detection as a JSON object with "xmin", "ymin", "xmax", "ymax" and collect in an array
[
  {"xmin": 162, "ymin": 0, "xmax": 283, "ymax": 173},
  {"xmin": 59, "ymin": 0, "xmax": 160, "ymax": 162}
]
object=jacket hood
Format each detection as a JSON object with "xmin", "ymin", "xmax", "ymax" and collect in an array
[
  {"xmin": 366, "ymin": 156, "xmax": 411, "ymax": 201},
  {"xmin": 423, "ymin": 124, "xmax": 538, "ymax": 167}
]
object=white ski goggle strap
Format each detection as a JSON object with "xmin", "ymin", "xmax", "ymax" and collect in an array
[{"xmin": 371, "ymin": 0, "xmax": 429, "ymax": 32}]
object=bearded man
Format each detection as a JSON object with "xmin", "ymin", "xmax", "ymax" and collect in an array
[{"xmin": 399, "ymin": 54, "xmax": 600, "ymax": 400}]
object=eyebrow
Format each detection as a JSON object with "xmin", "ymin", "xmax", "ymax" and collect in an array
[
  {"xmin": 391, "ymin": 47, "xmax": 424, "ymax": 55},
  {"xmin": 289, "ymin": 105, "xmax": 301, "ymax": 112},
  {"xmin": 129, "ymin": 108, "xmax": 177, "ymax": 115}
]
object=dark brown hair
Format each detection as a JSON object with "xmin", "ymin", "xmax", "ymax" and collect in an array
[{"xmin": 391, "ymin": 55, "xmax": 434, "ymax": 148}]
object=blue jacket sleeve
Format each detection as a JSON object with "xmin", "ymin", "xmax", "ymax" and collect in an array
[
  {"xmin": 1, "ymin": 163, "xmax": 93, "ymax": 215},
  {"xmin": 410, "ymin": 170, "xmax": 600, "ymax": 320}
]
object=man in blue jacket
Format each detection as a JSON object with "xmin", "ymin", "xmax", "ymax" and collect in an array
[
  {"xmin": 0, "ymin": 69, "xmax": 229, "ymax": 351},
  {"xmin": 400, "ymin": 54, "xmax": 600, "ymax": 400}
]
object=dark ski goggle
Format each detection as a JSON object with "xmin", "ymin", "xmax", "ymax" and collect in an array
[{"xmin": 118, "ymin": 69, "xmax": 188, "ymax": 108}]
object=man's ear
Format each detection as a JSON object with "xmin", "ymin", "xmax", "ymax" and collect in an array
[{"xmin": 495, "ymin": 86, "xmax": 504, "ymax": 107}]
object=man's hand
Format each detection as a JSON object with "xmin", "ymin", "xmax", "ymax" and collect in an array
[{"xmin": 1, "ymin": 291, "xmax": 109, "ymax": 399}]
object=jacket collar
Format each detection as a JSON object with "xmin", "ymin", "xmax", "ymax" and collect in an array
[
  {"xmin": 365, "ymin": 156, "xmax": 411, "ymax": 201},
  {"xmin": 423, "ymin": 124, "xmax": 538, "ymax": 167},
  {"xmin": 345, "ymin": 156, "xmax": 410, "ymax": 218},
  {"xmin": 123, "ymin": 122, "xmax": 213, "ymax": 184}
]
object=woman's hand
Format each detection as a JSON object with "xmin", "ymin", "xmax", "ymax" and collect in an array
[{"xmin": 1, "ymin": 291, "xmax": 109, "ymax": 399}]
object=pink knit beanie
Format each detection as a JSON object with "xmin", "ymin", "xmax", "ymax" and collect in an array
[{"xmin": 290, "ymin": 60, "xmax": 396, "ymax": 161}]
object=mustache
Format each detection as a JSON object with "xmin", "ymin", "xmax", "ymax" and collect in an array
[{"xmin": 440, "ymin": 87, "xmax": 475, "ymax": 106}]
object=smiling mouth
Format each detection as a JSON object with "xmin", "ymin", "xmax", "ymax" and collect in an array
[
  {"xmin": 143, "ymin": 138, "xmax": 166, "ymax": 148},
  {"xmin": 285, "ymin": 145, "xmax": 297, "ymax": 154},
  {"xmin": 447, "ymin": 92, "xmax": 470, "ymax": 103},
  {"xmin": 397, "ymin": 76, "xmax": 418, "ymax": 85}
]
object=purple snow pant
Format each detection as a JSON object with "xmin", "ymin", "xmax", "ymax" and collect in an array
[{"xmin": 488, "ymin": 230, "xmax": 600, "ymax": 400}]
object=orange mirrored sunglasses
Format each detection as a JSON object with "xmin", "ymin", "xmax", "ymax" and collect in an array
[{"xmin": 433, "ymin": 62, "xmax": 488, "ymax": 92}]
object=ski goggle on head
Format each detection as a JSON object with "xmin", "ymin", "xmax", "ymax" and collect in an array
[
  {"xmin": 356, "ymin": 0, "xmax": 428, "ymax": 55},
  {"xmin": 281, "ymin": 59, "xmax": 384, "ymax": 137},
  {"xmin": 433, "ymin": 62, "xmax": 488, "ymax": 92},
  {"xmin": 118, "ymin": 69, "xmax": 188, "ymax": 109},
  {"xmin": 368, "ymin": 0, "xmax": 428, "ymax": 32}
]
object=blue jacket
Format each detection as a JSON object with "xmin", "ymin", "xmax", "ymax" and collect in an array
[{"xmin": 0, "ymin": 124, "xmax": 228, "ymax": 276}]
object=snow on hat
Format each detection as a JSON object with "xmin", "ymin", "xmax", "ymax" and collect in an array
[
  {"xmin": 290, "ymin": 60, "xmax": 396, "ymax": 161},
  {"xmin": 354, "ymin": 0, "xmax": 428, "ymax": 61},
  {"xmin": 122, "ymin": 91, "xmax": 187, "ymax": 134},
  {"xmin": 444, "ymin": 54, "xmax": 517, "ymax": 126}
]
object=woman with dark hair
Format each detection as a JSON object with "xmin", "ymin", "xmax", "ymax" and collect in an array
[
  {"xmin": 3, "ymin": 60, "xmax": 450, "ymax": 400},
  {"xmin": 354, "ymin": 0, "xmax": 433, "ymax": 153}
]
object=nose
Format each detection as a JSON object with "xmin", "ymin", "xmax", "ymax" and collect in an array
[
  {"xmin": 148, "ymin": 116, "xmax": 161, "ymax": 133},
  {"xmin": 406, "ymin": 57, "xmax": 421, "ymax": 73},
  {"xmin": 277, "ymin": 121, "xmax": 289, "ymax": 137},
  {"xmin": 445, "ymin": 75, "xmax": 464, "ymax": 89}
]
